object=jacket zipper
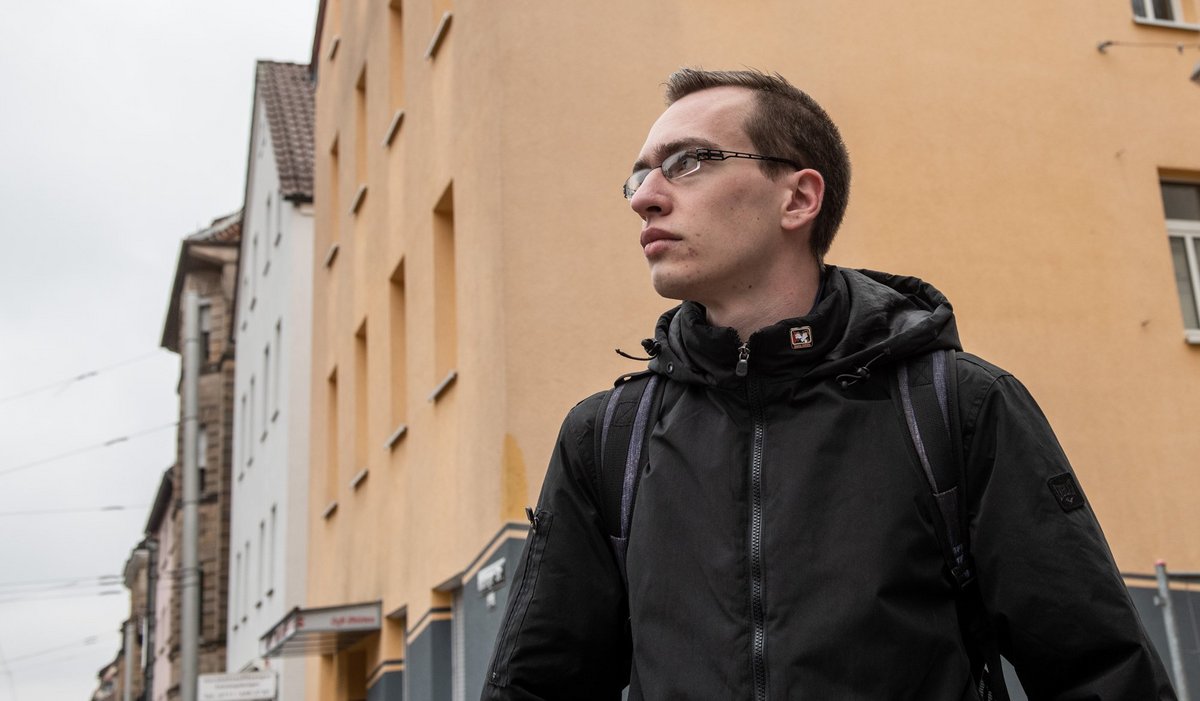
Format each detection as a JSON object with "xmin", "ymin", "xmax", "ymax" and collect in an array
[
  {"xmin": 487, "ymin": 507, "xmax": 551, "ymax": 687},
  {"xmin": 739, "ymin": 342, "xmax": 769, "ymax": 701}
]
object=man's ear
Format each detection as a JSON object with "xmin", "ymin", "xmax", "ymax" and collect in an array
[{"xmin": 781, "ymin": 169, "xmax": 824, "ymax": 232}]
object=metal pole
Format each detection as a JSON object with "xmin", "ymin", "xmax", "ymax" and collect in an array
[
  {"xmin": 181, "ymin": 290, "xmax": 201, "ymax": 701},
  {"xmin": 1157, "ymin": 560, "xmax": 1191, "ymax": 701},
  {"xmin": 123, "ymin": 618, "xmax": 136, "ymax": 701}
]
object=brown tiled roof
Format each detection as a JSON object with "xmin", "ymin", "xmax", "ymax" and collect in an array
[
  {"xmin": 257, "ymin": 61, "xmax": 314, "ymax": 201},
  {"xmin": 186, "ymin": 210, "xmax": 243, "ymax": 244}
]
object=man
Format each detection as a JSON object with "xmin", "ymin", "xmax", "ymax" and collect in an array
[{"xmin": 482, "ymin": 69, "xmax": 1175, "ymax": 700}]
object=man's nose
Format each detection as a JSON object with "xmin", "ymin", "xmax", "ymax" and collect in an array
[{"xmin": 629, "ymin": 169, "xmax": 671, "ymax": 220}]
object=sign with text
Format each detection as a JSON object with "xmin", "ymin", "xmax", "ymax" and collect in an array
[
  {"xmin": 198, "ymin": 671, "xmax": 277, "ymax": 701},
  {"xmin": 261, "ymin": 601, "xmax": 382, "ymax": 656}
]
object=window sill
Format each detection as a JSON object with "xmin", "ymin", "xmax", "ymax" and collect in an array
[
  {"xmin": 1186, "ymin": 329, "xmax": 1200, "ymax": 344},
  {"xmin": 271, "ymin": 409, "xmax": 279, "ymax": 423},
  {"xmin": 425, "ymin": 11, "xmax": 453, "ymax": 59},
  {"xmin": 351, "ymin": 467, "xmax": 369, "ymax": 490},
  {"xmin": 383, "ymin": 109, "xmax": 405, "ymax": 148},
  {"xmin": 266, "ymin": 588, "xmax": 274, "ymax": 598},
  {"xmin": 260, "ymin": 431, "xmax": 268, "ymax": 443},
  {"xmin": 350, "ymin": 184, "xmax": 368, "ymax": 215},
  {"xmin": 385, "ymin": 423, "xmax": 408, "ymax": 450},
  {"xmin": 1133, "ymin": 16, "xmax": 1200, "ymax": 31},
  {"xmin": 428, "ymin": 370, "xmax": 458, "ymax": 403},
  {"xmin": 322, "ymin": 501, "xmax": 338, "ymax": 520},
  {"xmin": 324, "ymin": 242, "xmax": 340, "ymax": 268}
]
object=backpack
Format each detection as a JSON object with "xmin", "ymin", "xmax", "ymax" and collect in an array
[{"xmin": 592, "ymin": 349, "xmax": 1010, "ymax": 701}]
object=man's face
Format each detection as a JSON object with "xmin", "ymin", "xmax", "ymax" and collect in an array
[{"xmin": 629, "ymin": 86, "xmax": 797, "ymax": 306}]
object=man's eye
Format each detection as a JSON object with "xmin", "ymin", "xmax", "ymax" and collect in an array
[{"xmin": 663, "ymin": 153, "xmax": 698, "ymax": 179}]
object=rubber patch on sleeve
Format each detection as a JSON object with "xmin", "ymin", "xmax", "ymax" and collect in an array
[{"xmin": 1047, "ymin": 473, "xmax": 1085, "ymax": 512}]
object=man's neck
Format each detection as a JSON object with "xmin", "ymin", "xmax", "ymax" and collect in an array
[{"xmin": 703, "ymin": 259, "xmax": 823, "ymax": 342}]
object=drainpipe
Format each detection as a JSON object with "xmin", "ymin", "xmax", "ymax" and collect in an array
[
  {"xmin": 123, "ymin": 618, "xmax": 136, "ymax": 701},
  {"xmin": 181, "ymin": 290, "xmax": 201, "ymax": 701},
  {"xmin": 1156, "ymin": 560, "xmax": 1190, "ymax": 701}
]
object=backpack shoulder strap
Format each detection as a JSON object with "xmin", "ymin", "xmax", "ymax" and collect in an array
[
  {"xmin": 895, "ymin": 348, "xmax": 973, "ymax": 588},
  {"xmin": 895, "ymin": 350, "xmax": 1011, "ymax": 701},
  {"xmin": 593, "ymin": 370, "xmax": 663, "ymax": 581}
]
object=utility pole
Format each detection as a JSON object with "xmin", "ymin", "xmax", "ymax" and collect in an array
[{"xmin": 181, "ymin": 290, "xmax": 201, "ymax": 701}]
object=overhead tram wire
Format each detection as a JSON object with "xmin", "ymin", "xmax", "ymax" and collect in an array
[
  {"xmin": 0, "ymin": 503, "xmax": 150, "ymax": 517},
  {"xmin": 0, "ymin": 350, "xmax": 166, "ymax": 404},
  {"xmin": 0, "ymin": 420, "xmax": 179, "ymax": 479}
]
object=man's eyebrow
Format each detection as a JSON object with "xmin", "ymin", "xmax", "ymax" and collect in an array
[{"xmin": 631, "ymin": 138, "xmax": 722, "ymax": 173}]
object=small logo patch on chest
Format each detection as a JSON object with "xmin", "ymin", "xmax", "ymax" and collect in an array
[
  {"xmin": 790, "ymin": 326, "xmax": 814, "ymax": 349},
  {"xmin": 1047, "ymin": 473, "xmax": 1086, "ymax": 512}
]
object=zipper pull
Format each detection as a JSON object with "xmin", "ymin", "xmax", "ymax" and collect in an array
[
  {"xmin": 525, "ymin": 506, "xmax": 539, "ymax": 532},
  {"xmin": 736, "ymin": 342, "xmax": 750, "ymax": 378}
]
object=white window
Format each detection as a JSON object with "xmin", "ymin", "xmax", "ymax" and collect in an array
[
  {"xmin": 233, "ymin": 552, "xmax": 242, "ymax": 625},
  {"xmin": 249, "ymin": 377, "xmax": 256, "ymax": 462},
  {"xmin": 275, "ymin": 190, "xmax": 284, "ymax": 247},
  {"xmin": 1132, "ymin": 0, "xmax": 1200, "ymax": 27},
  {"xmin": 273, "ymin": 320, "xmax": 283, "ymax": 421},
  {"xmin": 264, "ymin": 195, "xmax": 273, "ymax": 272},
  {"xmin": 240, "ymin": 395, "xmax": 249, "ymax": 469},
  {"xmin": 263, "ymin": 345, "xmax": 271, "ymax": 437},
  {"xmin": 268, "ymin": 505, "xmax": 277, "ymax": 594},
  {"xmin": 257, "ymin": 521, "xmax": 265, "ymax": 606},
  {"xmin": 243, "ymin": 541, "xmax": 251, "ymax": 621},
  {"xmin": 1164, "ymin": 181, "xmax": 1200, "ymax": 342}
]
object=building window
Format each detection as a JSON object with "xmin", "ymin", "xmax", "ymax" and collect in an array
[
  {"xmin": 240, "ymin": 394, "xmax": 249, "ymax": 469},
  {"xmin": 273, "ymin": 320, "xmax": 282, "ymax": 420},
  {"xmin": 249, "ymin": 377, "xmax": 256, "ymax": 460},
  {"xmin": 1164, "ymin": 181, "xmax": 1200, "ymax": 342},
  {"xmin": 264, "ymin": 195, "xmax": 273, "ymax": 273},
  {"xmin": 197, "ymin": 424, "xmax": 207, "ymax": 493},
  {"xmin": 262, "ymin": 345, "xmax": 271, "ymax": 439},
  {"xmin": 275, "ymin": 190, "xmax": 283, "ymax": 246},
  {"xmin": 433, "ymin": 184, "xmax": 457, "ymax": 390},
  {"xmin": 198, "ymin": 301, "xmax": 212, "ymax": 362},
  {"xmin": 243, "ymin": 541, "xmax": 251, "ymax": 622},
  {"xmin": 257, "ymin": 520, "xmax": 266, "ymax": 606},
  {"xmin": 1132, "ymin": 0, "xmax": 1200, "ymax": 26},
  {"xmin": 268, "ymin": 505, "xmax": 277, "ymax": 594}
]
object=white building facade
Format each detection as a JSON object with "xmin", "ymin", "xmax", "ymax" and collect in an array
[{"xmin": 227, "ymin": 60, "xmax": 315, "ymax": 701}]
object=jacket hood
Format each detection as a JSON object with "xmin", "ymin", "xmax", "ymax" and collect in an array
[{"xmin": 646, "ymin": 267, "xmax": 960, "ymax": 388}]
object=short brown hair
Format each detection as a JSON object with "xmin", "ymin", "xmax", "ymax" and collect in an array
[{"xmin": 665, "ymin": 68, "xmax": 851, "ymax": 262}]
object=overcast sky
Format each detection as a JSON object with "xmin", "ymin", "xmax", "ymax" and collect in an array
[{"xmin": 0, "ymin": 3, "xmax": 317, "ymax": 698}]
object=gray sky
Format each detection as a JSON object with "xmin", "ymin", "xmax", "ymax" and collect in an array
[{"xmin": 0, "ymin": 2, "xmax": 316, "ymax": 698}]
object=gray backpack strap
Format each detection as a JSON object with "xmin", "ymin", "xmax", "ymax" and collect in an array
[
  {"xmin": 896, "ymin": 349, "xmax": 973, "ymax": 588},
  {"xmin": 896, "ymin": 349, "xmax": 1010, "ymax": 701},
  {"xmin": 594, "ymin": 372, "xmax": 662, "ymax": 581}
]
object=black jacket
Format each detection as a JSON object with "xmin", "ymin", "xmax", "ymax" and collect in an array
[{"xmin": 483, "ymin": 267, "xmax": 1175, "ymax": 700}]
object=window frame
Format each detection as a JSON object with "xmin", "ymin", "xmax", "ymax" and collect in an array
[
  {"xmin": 1132, "ymin": 0, "xmax": 1200, "ymax": 30},
  {"xmin": 1169, "ymin": 218, "xmax": 1200, "ymax": 343}
]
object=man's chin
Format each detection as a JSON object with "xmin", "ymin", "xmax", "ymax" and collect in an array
[{"xmin": 648, "ymin": 272, "xmax": 691, "ymax": 302}]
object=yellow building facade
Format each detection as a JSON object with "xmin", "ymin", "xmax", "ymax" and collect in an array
[{"xmin": 302, "ymin": 1, "xmax": 1200, "ymax": 698}]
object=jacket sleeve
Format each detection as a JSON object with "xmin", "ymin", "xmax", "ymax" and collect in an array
[
  {"xmin": 481, "ymin": 392, "xmax": 631, "ymax": 701},
  {"xmin": 959, "ymin": 356, "xmax": 1177, "ymax": 700}
]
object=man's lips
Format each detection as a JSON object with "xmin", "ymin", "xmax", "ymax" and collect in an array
[{"xmin": 640, "ymin": 228, "xmax": 680, "ymax": 253}]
